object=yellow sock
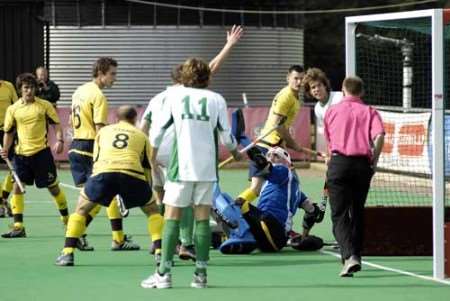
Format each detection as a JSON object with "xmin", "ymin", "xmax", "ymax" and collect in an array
[
  {"xmin": 52, "ymin": 188, "xmax": 69, "ymax": 225},
  {"xmin": 238, "ymin": 188, "xmax": 258, "ymax": 203},
  {"xmin": 112, "ymin": 230, "xmax": 125, "ymax": 243},
  {"xmin": 52, "ymin": 188, "xmax": 68, "ymax": 211},
  {"xmin": 88, "ymin": 204, "xmax": 102, "ymax": 219},
  {"xmin": 63, "ymin": 213, "xmax": 86, "ymax": 254},
  {"xmin": 2, "ymin": 173, "xmax": 13, "ymax": 193},
  {"xmin": 106, "ymin": 197, "xmax": 122, "ymax": 219},
  {"xmin": 107, "ymin": 198, "xmax": 124, "ymax": 242},
  {"xmin": 148, "ymin": 213, "xmax": 164, "ymax": 242},
  {"xmin": 11, "ymin": 194, "xmax": 24, "ymax": 228}
]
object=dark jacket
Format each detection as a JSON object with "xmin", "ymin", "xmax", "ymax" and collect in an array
[{"xmin": 37, "ymin": 80, "xmax": 60, "ymax": 104}]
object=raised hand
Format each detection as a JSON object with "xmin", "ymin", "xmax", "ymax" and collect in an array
[{"xmin": 226, "ymin": 25, "xmax": 244, "ymax": 47}]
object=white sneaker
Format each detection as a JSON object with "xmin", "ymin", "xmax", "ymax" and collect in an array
[
  {"xmin": 190, "ymin": 273, "xmax": 207, "ymax": 288},
  {"xmin": 141, "ymin": 272, "xmax": 172, "ymax": 289}
]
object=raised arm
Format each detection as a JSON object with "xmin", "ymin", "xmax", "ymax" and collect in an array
[{"xmin": 209, "ymin": 25, "xmax": 243, "ymax": 76}]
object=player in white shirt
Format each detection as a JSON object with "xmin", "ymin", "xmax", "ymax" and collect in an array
[
  {"xmin": 302, "ymin": 68, "xmax": 343, "ymax": 151},
  {"xmin": 141, "ymin": 58, "xmax": 241, "ymax": 289},
  {"xmin": 302, "ymin": 68, "xmax": 342, "ymax": 125},
  {"xmin": 140, "ymin": 26, "xmax": 243, "ymax": 262}
]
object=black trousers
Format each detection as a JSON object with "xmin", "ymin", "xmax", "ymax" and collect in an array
[
  {"xmin": 326, "ymin": 154, "xmax": 373, "ymax": 260},
  {"xmin": 243, "ymin": 204, "xmax": 287, "ymax": 252}
]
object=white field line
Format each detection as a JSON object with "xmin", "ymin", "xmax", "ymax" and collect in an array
[
  {"xmin": 320, "ymin": 249, "xmax": 450, "ymax": 286},
  {"xmin": 23, "ymin": 182, "xmax": 80, "ymax": 204},
  {"xmin": 59, "ymin": 182, "xmax": 81, "ymax": 191},
  {"xmin": 21, "ymin": 181, "xmax": 450, "ymax": 285}
]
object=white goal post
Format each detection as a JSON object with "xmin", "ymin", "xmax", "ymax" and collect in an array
[{"xmin": 345, "ymin": 9, "xmax": 446, "ymax": 280}]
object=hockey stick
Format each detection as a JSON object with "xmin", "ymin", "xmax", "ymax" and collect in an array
[
  {"xmin": 218, "ymin": 117, "xmax": 287, "ymax": 169},
  {"xmin": 319, "ymin": 182, "xmax": 328, "ymax": 213},
  {"xmin": 298, "ymin": 147, "xmax": 327, "ymax": 158},
  {"xmin": 0, "ymin": 144, "xmax": 25, "ymax": 193}
]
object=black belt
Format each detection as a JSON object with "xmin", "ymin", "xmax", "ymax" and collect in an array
[{"xmin": 331, "ymin": 152, "xmax": 369, "ymax": 160}]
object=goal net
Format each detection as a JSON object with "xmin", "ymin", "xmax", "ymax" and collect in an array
[
  {"xmin": 346, "ymin": 9, "xmax": 449, "ymax": 279},
  {"xmin": 354, "ymin": 17, "xmax": 433, "ymax": 207}
]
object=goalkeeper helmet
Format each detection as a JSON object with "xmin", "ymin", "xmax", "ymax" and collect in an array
[{"xmin": 266, "ymin": 147, "xmax": 291, "ymax": 167}]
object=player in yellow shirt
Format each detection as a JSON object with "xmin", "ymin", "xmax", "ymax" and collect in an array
[
  {"xmin": 235, "ymin": 65, "xmax": 306, "ymax": 206},
  {"xmin": 56, "ymin": 106, "xmax": 161, "ymax": 266},
  {"xmin": 69, "ymin": 57, "xmax": 139, "ymax": 251},
  {"xmin": 0, "ymin": 73, "xmax": 68, "ymax": 238},
  {"xmin": 0, "ymin": 80, "xmax": 18, "ymax": 218}
]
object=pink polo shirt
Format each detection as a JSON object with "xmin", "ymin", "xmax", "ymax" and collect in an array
[{"xmin": 324, "ymin": 95, "xmax": 384, "ymax": 159}]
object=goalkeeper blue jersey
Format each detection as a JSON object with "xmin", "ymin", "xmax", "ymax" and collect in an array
[{"xmin": 257, "ymin": 164, "xmax": 307, "ymax": 232}]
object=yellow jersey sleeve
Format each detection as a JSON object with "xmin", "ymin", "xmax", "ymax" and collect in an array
[
  {"xmin": 3, "ymin": 105, "xmax": 15, "ymax": 133},
  {"xmin": 0, "ymin": 81, "xmax": 18, "ymax": 130},
  {"xmin": 259, "ymin": 86, "xmax": 301, "ymax": 147},
  {"xmin": 45, "ymin": 99, "xmax": 60, "ymax": 124},
  {"xmin": 272, "ymin": 89, "xmax": 296, "ymax": 117},
  {"xmin": 72, "ymin": 82, "xmax": 108, "ymax": 140},
  {"xmin": 93, "ymin": 94, "xmax": 108, "ymax": 125}
]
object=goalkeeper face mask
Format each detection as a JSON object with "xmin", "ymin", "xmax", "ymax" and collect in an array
[{"xmin": 266, "ymin": 147, "xmax": 291, "ymax": 167}]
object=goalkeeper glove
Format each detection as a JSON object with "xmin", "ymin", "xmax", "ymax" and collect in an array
[{"xmin": 302, "ymin": 203, "xmax": 325, "ymax": 230}]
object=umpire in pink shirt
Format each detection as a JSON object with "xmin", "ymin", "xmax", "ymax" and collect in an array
[{"xmin": 324, "ymin": 76, "xmax": 385, "ymax": 277}]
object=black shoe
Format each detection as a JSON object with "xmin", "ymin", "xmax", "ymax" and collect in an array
[
  {"xmin": 1, "ymin": 227, "xmax": 26, "ymax": 238},
  {"xmin": 55, "ymin": 252, "xmax": 74, "ymax": 266},
  {"xmin": 76, "ymin": 234, "xmax": 94, "ymax": 251}
]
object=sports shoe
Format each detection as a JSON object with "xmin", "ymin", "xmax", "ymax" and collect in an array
[
  {"xmin": 77, "ymin": 234, "xmax": 94, "ymax": 251},
  {"xmin": 190, "ymin": 273, "xmax": 207, "ymax": 288},
  {"xmin": 179, "ymin": 245, "xmax": 196, "ymax": 261},
  {"xmin": 339, "ymin": 255, "xmax": 361, "ymax": 277},
  {"xmin": 141, "ymin": 271, "xmax": 172, "ymax": 289},
  {"xmin": 111, "ymin": 235, "xmax": 140, "ymax": 251},
  {"xmin": 55, "ymin": 252, "xmax": 74, "ymax": 266},
  {"xmin": 1, "ymin": 227, "xmax": 26, "ymax": 238}
]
